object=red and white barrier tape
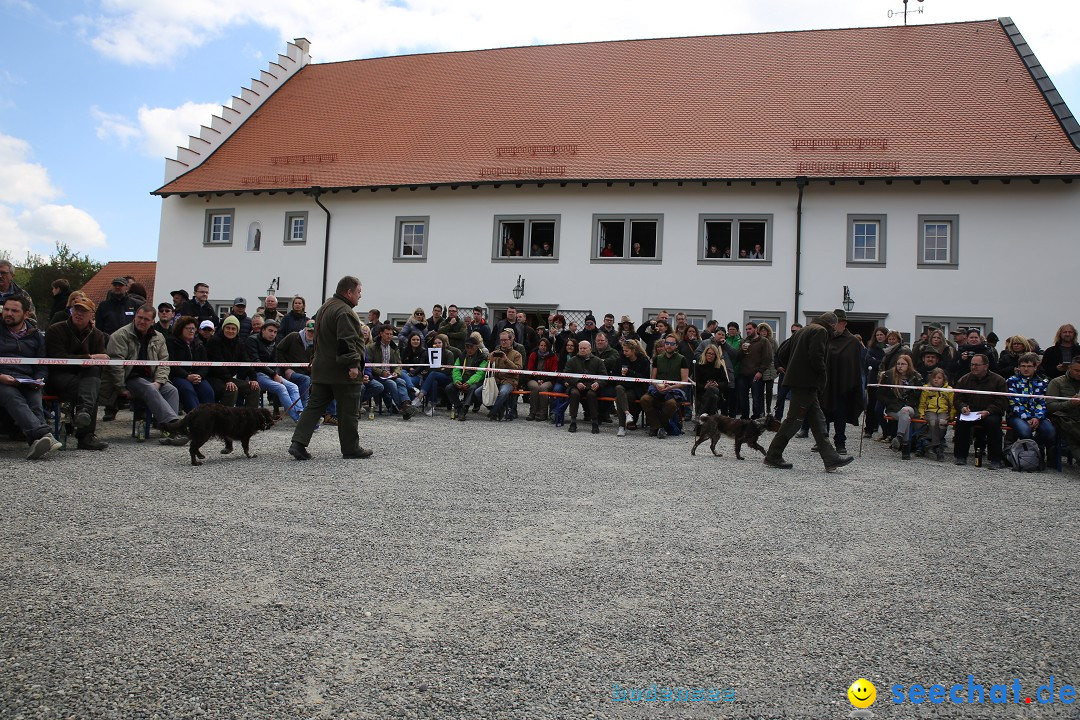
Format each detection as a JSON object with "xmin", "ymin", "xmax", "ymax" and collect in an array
[{"xmin": 869, "ymin": 383, "xmax": 1076, "ymax": 402}]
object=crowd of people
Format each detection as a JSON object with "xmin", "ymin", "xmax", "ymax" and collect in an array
[{"xmin": 1, "ymin": 261, "xmax": 1077, "ymax": 469}]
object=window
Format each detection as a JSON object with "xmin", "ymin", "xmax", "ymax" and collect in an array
[
  {"xmin": 846, "ymin": 214, "xmax": 887, "ymax": 267},
  {"xmin": 641, "ymin": 307, "xmax": 711, "ymax": 330},
  {"xmin": 917, "ymin": 215, "xmax": 959, "ymax": 269},
  {"xmin": 394, "ymin": 216, "xmax": 429, "ymax": 262},
  {"xmin": 744, "ymin": 311, "xmax": 788, "ymax": 342},
  {"xmin": 284, "ymin": 211, "xmax": 308, "ymax": 245},
  {"xmin": 492, "ymin": 215, "xmax": 560, "ymax": 261},
  {"xmin": 697, "ymin": 215, "xmax": 772, "ymax": 264},
  {"xmin": 204, "ymin": 209, "xmax": 234, "ymax": 246},
  {"xmin": 592, "ymin": 215, "xmax": 663, "ymax": 262}
]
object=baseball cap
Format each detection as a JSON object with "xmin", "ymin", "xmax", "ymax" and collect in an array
[
  {"xmin": 199, "ymin": 320, "xmax": 215, "ymax": 330},
  {"xmin": 233, "ymin": 297, "xmax": 247, "ymax": 306}
]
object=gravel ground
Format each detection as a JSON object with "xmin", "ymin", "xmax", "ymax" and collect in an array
[{"xmin": 1, "ymin": 406, "xmax": 1077, "ymax": 720}]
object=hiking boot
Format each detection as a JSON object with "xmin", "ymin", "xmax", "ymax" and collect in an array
[
  {"xmin": 342, "ymin": 447, "xmax": 374, "ymax": 459},
  {"xmin": 763, "ymin": 457, "xmax": 793, "ymax": 469},
  {"xmin": 288, "ymin": 441, "xmax": 311, "ymax": 461},
  {"xmin": 76, "ymin": 434, "xmax": 108, "ymax": 451},
  {"xmin": 457, "ymin": 408, "xmax": 467, "ymax": 421},
  {"xmin": 27, "ymin": 435, "xmax": 62, "ymax": 460},
  {"xmin": 74, "ymin": 410, "xmax": 92, "ymax": 430},
  {"xmin": 568, "ymin": 421, "xmax": 577, "ymax": 433},
  {"xmin": 400, "ymin": 404, "xmax": 416, "ymax": 420},
  {"xmin": 825, "ymin": 456, "xmax": 855, "ymax": 472},
  {"xmin": 836, "ymin": 445, "xmax": 848, "ymax": 455}
]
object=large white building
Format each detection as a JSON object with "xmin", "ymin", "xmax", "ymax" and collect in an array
[{"xmin": 153, "ymin": 19, "xmax": 1080, "ymax": 345}]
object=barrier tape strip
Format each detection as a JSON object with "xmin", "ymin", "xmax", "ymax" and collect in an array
[
  {"xmin": 869, "ymin": 383, "xmax": 1077, "ymax": 402},
  {"xmin": 0, "ymin": 358, "xmax": 693, "ymax": 387}
]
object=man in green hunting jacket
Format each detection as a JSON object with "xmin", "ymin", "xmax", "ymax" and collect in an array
[{"xmin": 288, "ymin": 276, "xmax": 369, "ymax": 461}]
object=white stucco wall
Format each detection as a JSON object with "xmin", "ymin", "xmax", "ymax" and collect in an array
[{"xmin": 155, "ymin": 179, "xmax": 1079, "ymax": 346}]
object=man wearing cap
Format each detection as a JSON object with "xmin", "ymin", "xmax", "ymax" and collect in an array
[
  {"xmin": 45, "ymin": 294, "xmax": 109, "ymax": 450},
  {"xmin": 288, "ymin": 275, "xmax": 370, "ymax": 461},
  {"xmin": 102, "ymin": 304, "xmax": 188, "ymax": 445},
  {"xmin": 95, "ymin": 276, "xmax": 141, "ymax": 336},
  {"xmin": 764, "ymin": 312, "xmax": 855, "ymax": 472},
  {"xmin": 197, "ymin": 320, "xmax": 216, "ymax": 344},
  {"xmin": 205, "ymin": 315, "xmax": 261, "ymax": 407},
  {"xmin": 576, "ymin": 315, "xmax": 600, "ymax": 347},
  {"xmin": 229, "ymin": 297, "xmax": 253, "ymax": 338},
  {"xmin": 822, "ymin": 309, "xmax": 865, "ymax": 455},
  {"xmin": 0, "ymin": 294, "xmax": 62, "ymax": 458},
  {"xmin": 153, "ymin": 303, "xmax": 176, "ymax": 336},
  {"xmin": 180, "ymin": 283, "xmax": 217, "ymax": 330}
]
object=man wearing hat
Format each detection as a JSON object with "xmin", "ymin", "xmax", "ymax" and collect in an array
[
  {"xmin": 170, "ymin": 289, "xmax": 190, "ymax": 309},
  {"xmin": 229, "ymin": 297, "xmax": 253, "ymax": 338},
  {"xmin": 764, "ymin": 312, "xmax": 855, "ymax": 472},
  {"xmin": 45, "ymin": 295, "xmax": 109, "ymax": 450},
  {"xmin": 822, "ymin": 309, "xmax": 864, "ymax": 455},
  {"xmin": 153, "ymin": 303, "xmax": 176, "ymax": 336},
  {"xmin": 94, "ymin": 276, "xmax": 141, "ymax": 336},
  {"xmin": 916, "ymin": 346, "xmax": 943, "ymax": 377},
  {"xmin": 577, "ymin": 314, "xmax": 600, "ymax": 347}
]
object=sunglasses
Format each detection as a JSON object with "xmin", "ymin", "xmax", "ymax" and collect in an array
[{"xmin": 664, "ymin": 341, "xmax": 677, "ymax": 346}]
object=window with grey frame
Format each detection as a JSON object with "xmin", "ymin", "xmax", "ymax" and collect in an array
[
  {"xmin": 698, "ymin": 215, "xmax": 771, "ymax": 263},
  {"xmin": 492, "ymin": 215, "xmax": 559, "ymax": 260},
  {"xmin": 593, "ymin": 215, "xmax": 662, "ymax": 261},
  {"xmin": 394, "ymin": 216, "xmax": 429, "ymax": 261},
  {"xmin": 204, "ymin": 209, "xmax": 235, "ymax": 246},
  {"xmin": 284, "ymin": 211, "xmax": 308, "ymax": 245},
  {"xmin": 846, "ymin": 214, "xmax": 886, "ymax": 267},
  {"xmin": 917, "ymin": 215, "xmax": 959, "ymax": 269}
]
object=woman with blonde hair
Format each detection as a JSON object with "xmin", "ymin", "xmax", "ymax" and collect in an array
[
  {"xmin": 997, "ymin": 335, "xmax": 1033, "ymax": 378},
  {"xmin": 695, "ymin": 343, "xmax": 729, "ymax": 416}
]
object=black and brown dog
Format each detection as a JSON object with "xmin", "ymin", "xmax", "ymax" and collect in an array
[
  {"xmin": 177, "ymin": 405, "xmax": 276, "ymax": 466},
  {"xmin": 691, "ymin": 413, "xmax": 782, "ymax": 459}
]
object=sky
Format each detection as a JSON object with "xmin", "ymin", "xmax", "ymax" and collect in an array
[{"xmin": 1, "ymin": 0, "xmax": 1078, "ymax": 264}]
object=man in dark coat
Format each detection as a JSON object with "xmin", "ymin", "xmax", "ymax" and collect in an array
[
  {"xmin": 823, "ymin": 309, "xmax": 865, "ymax": 455},
  {"xmin": 288, "ymin": 275, "xmax": 369, "ymax": 461},
  {"xmin": 764, "ymin": 312, "xmax": 855, "ymax": 472}
]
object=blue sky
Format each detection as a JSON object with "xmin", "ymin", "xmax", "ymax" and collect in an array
[{"xmin": 1, "ymin": 0, "xmax": 1078, "ymax": 264}]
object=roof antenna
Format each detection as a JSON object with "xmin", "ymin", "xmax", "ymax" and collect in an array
[{"xmin": 888, "ymin": 0, "xmax": 926, "ymax": 25}]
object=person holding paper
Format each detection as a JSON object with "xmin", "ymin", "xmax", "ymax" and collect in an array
[
  {"xmin": 953, "ymin": 353, "xmax": 1008, "ymax": 469},
  {"xmin": 0, "ymin": 294, "xmax": 62, "ymax": 459}
]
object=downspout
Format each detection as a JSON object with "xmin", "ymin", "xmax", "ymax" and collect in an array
[
  {"xmin": 793, "ymin": 176, "xmax": 807, "ymax": 325},
  {"xmin": 311, "ymin": 187, "xmax": 331, "ymax": 303}
]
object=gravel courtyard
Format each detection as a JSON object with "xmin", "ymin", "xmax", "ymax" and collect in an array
[{"xmin": 1, "ymin": 412, "xmax": 1077, "ymax": 719}]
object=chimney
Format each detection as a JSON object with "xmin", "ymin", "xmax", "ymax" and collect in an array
[{"xmin": 294, "ymin": 37, "xmax": 311, "ymax": 54}]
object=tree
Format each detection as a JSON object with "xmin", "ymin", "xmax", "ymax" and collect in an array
[{"xmin": 17, "ymin": 242, "xmax": 103, "ymax": 319}]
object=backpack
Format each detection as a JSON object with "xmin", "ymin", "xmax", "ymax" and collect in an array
[{"xmin": 1006, "ymin": 439, "xmax": 1042, "ymax": 472}]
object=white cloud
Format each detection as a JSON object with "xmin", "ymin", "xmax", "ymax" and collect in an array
[
  {"xmin": 85, "ymin": 0, "xmax": 1080, "ymax": 75},
  {"xmin": 0, "ymin": 132, "xmax": 108, "ymax": 258},
  {"xmin": 92, "ymin": 101, "xmax": 221, "ymax": 158},
  {"xmin": 137, "ymin": 102, "xmax": 221, "ymax": 157}
]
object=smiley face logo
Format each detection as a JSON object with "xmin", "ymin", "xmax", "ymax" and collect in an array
[{"xmin": 848, "ymin": 678, "xmax": 877, "ymax": 708}]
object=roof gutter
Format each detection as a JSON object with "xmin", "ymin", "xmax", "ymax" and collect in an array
[
  {"xmin": 310, "ymin": 187, "xmax": 331, "ymax": 303},
  {"xmin": 793, "ymin": 176, "xmax": 807, "ymax": 325}
]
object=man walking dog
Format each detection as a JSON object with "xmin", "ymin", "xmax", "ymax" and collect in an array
[
  {"xmin": 288, "ymin": 276, "xmax": 371, "ymax": 461},
  {"xmin": 763, "ymin": 312, "xmax": 855, "ymax": 472}
]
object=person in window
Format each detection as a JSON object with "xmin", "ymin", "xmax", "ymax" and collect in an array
[
  {"xmin": 1007, "ymin": 352, "xmax": 1055, "ymax": 461},
  {"xmin": 502, "ymin": 237, "xmax": 517, "ymax": 257},
  {"xmin": 631, "ymin": 242, "xmax": 643, "ymax": 257},
  {"xmin": 749, "ymin": 244, "xmax": 765, "ymax": 259},
  {"xmin": 539, "ymin": 241, "xmax": 553, "ymax": 256},
  {"xmin": 705, "ymin": 243, "xmax": 723, "ymax": 259},
  {"xmin": 600, "ymin": 241, "xmax": 617, "ymax": 257},
  {"xmin": 738, "ymin": 249, "xmax": 748, "ymax": 258}
]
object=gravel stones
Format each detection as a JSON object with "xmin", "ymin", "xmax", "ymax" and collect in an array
[{"xmin": 1, "ymin": 414, "xmax": 1077, "ymax": 718}]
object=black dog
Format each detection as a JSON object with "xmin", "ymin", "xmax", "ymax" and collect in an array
[
  {"xmin": 691, "ymin": 413, "xmax": 782, "ymax": 459},
  {"xmin": 177, "ymin": 405, "xmax": 276, "ymax": 466}
]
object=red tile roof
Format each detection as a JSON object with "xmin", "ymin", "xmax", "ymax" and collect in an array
[
  {"xmin": 156, "ymin": 19, "xmax": 1080, "ymax": 195},
  {"xmin": 80, "ymin": 261, "xmax": 157, "ymax": 306}
]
